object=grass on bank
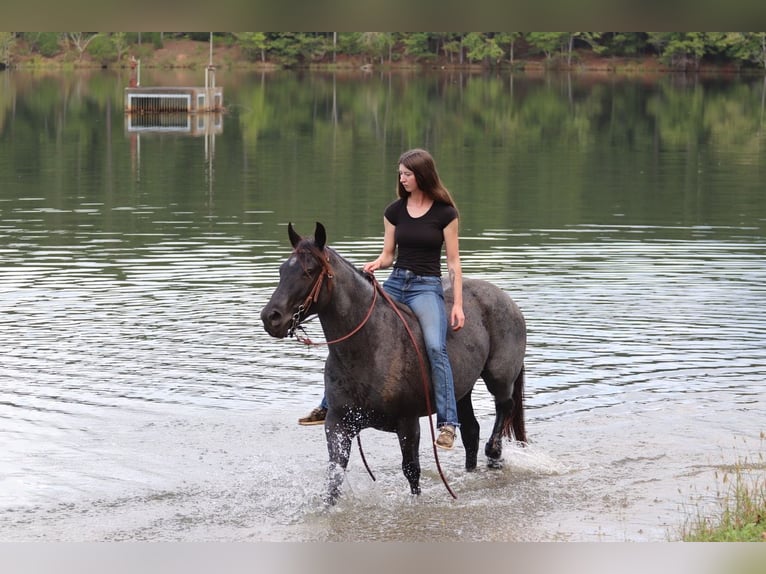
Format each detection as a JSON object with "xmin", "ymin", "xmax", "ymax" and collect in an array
[{"xmin": 679, "ymin": 432, "xmax": 766, "ymax": 542}]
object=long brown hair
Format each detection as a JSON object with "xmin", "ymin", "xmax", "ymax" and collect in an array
[{"xmin": 397, "ymin": 149, "xmax": 458, "ymax": 213}]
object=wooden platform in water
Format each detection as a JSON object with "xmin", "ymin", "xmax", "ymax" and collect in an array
[{"xmin": 124, "ymin": 86, "xmax": 223, "ymax": 114}]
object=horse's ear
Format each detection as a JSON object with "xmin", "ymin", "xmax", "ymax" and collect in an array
[
  {"xmin": 288, "ymin": 222, "xmax": 301, "ymax": 248},
  {"xmin": 314, "ymin": 222, "xmax": 327, "ymax": 251}
]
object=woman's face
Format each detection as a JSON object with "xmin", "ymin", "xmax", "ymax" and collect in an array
[{"xmin": 398, "ymin": 164, "xmax": 419, "ymax": 193}]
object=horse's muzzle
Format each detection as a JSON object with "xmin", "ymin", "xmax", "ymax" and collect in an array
[{"xmin": 260, "ymin": 304, "xmax": 290, "ymax": 338}]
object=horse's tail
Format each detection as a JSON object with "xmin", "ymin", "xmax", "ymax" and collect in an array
[{"xmin": 502, "ymin": 366, "xmax": 527, "ymax": 443}]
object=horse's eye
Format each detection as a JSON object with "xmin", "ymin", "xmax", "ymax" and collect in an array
[
  {"xmin": 307, "ymin": 267, "xmax": 321, "ymax": 278},
  {"xmin": 302, "ymin": 262, "xmax": 319, "ymax": 278}
]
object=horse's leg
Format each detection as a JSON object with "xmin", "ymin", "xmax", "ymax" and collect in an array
[
  {"xmin": 483, "ymin": 366, "xmax": 526, "ymax": 468},
  {"xmin": 484, "ymin": 399, "xmax": 509, "ymax": 469},
  {"xmin": 396, "ymin": 418, "xmax": 421, "ymax": 495},
  {"xmin": 457, "ymin": 392, "xmax": 480, "ymax": 471},
  {"xmin": 482, "ymin": 374, "xmax": 513, "ymax": 468},
  {"xmin": 324, "ymin": 417, "xmax": 355, "ymax": 504}
]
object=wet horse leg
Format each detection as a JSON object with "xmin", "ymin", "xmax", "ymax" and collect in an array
[
  {"xmin": 396, "ymin": 418, "xmax": 421, "ymax": 495},
  {"xmin": 484, "ymin": 368, "xmax": 527, "ymax": 469},
  {"xmin": 482, "ymin": 370, "xmax": 516, "ymax": 469},
  {"xmin": 324, "ymin": 418, "xmax": 355, "ymax": 504},
  {"xmin": 484, "ymin": 398, "xmax": 512, "ymax": 469},
  {"xmin": 485, "ymin": 367, "xmax": 526, "ymax": 467},
  {"xmin": 457, "ymin": 393, "xmax": 480, "ymax": 470}
]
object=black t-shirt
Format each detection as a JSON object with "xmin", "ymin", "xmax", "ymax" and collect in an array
[{"xmin": 384, "ymin": 197, "xmax": 458, "ymax": 277}]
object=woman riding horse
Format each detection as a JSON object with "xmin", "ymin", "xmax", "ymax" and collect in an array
[{"xmin": 300, "ymin": 148, "xmax": 464, "ymax": 451}]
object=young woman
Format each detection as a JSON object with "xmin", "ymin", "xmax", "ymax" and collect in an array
[{"xmin": 299, "ymin": 148, "xmax": 464, "ymax": 450}]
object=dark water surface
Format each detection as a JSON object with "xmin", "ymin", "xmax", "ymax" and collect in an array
[{"xmin": 1, "ymin": 69, "xmax": 765, "ymax": 541}]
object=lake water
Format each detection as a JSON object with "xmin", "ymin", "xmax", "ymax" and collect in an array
[{"xmin": 1, "ymin": 68, "xmax": 765, "ymax": 541}]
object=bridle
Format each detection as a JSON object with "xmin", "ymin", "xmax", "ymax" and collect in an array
[{"xmin": 287, "ymin": 244, "xmax": 378, "ymax": 346}]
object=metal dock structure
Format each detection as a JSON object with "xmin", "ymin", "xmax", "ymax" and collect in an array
[{"xmin": 124, "ymin": 85, "xmax": 224, "ymax": 114}]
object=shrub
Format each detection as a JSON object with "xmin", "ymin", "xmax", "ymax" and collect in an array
[
  {"xmin": 33, "ymin": 32, "xmax": 62, "ymax": 58},
  {"xmin": 88, "ymin": 35, "xmax": 118, "ymax": 65}
]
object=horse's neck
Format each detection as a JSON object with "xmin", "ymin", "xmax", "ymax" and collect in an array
[{"xmin": 318, "ymin": 254, "xmax": 376, "ymax": 338}]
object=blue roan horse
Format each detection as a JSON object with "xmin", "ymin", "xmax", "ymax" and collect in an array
[{"xmin": 261, "ymin": 222, "xmax": 527, "ymax": 503}]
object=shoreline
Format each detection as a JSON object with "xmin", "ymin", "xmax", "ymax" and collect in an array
[{"xmin": 5, "ymin": 39, "xmax": 762, "ymax": 76}]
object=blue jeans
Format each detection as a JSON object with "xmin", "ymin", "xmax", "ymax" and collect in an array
[{"xmin": 383, "ymin": 268, "xmax": 459, "ymax": 428}]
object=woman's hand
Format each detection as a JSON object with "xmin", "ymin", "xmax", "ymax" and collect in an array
[
  {"xmin": 451, "ymin": 304, "xmax": 465, "ymax": 331},
  {"xmin": 363, "ymin": 259, "xmax": 381, "ymax": 274}
]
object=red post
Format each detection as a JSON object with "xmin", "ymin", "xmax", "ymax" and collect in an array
[{"xmin": 129, "ymin": 56, "xmax": 138, "ymax": 88}]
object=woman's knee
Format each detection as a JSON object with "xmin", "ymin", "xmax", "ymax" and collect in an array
[{"xmin": 429, "ymin": 335, "xmax": 453, "ymax": 362}]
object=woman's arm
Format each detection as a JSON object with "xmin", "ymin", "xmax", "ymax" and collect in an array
[
  {"xmin": 363, "ymin": 217, "xmax": 396, "ymax": 273},
  {"xmin": 444, "ymin": 218, "xmax": 465, "ymax": 331}
]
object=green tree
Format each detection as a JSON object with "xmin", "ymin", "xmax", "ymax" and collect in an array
[
  {"xmin": 266, "ymin": 32, "xmax": 329, "ymax": 65},
  {"xmin": 494, "ymin": 32, "xmax": 521, "ymax": 65},
  {"xmin": 86, "ymin": 32, "xmax": 129, "ymax": 66},
  {"xmin": 574, "ymin": 32, "xmax": 604, "ymax": 54},
  {"xmin": 598, "ymin": 32, "xmax": 648, "ymax": 56},
  {"xmin": 23, "ymin": 32, "xmax": 62, "ymax": 57},
  {"xmin": 442, "ymin": 34, "xmax": 464, "ymax": 64},
  {"xmin": 360, "ymin": 32, "xmax": 395, "ymax": 64},
  {"xmin": 463, "ymin": 33, "xmax": 504, "ymax": 66},
  {"xmin": 462, "ymin": 32, "xmax": 485, "ymax": 63},
  {"xmin": 0, "ymin": 32, "xmax": 15, "ymax": 68},
  {"xmin": 647, "ymin": 32, "xmax": 707, "ymax": 69},
  {"xmin": 336, "ymin": 33, "xmax": 364, "ymax": 56},
  {"xmin": 111, "ymin": 32, "xmax": 130, "ymax": 64},
  {"xmin": 235, "ymin": 32, "xmax": 267, "ymax": 63},
  {"xmin": 726, "ymin": 32, "xmax": 766, "ymax": 69},
  {"xmin": 401, "ymin": 32, "xmax": 434, "ymax": 59},
  {"xmin": 87, "ymin": 35, "xmax": 118, "ymax": 65},
  {"xmin": 526, "ymin": 32, "xmax": 570, "ymax": 61}
]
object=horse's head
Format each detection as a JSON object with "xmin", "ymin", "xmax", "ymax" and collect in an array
[{"xmin": 260, "ymin": 222, "xmax": 333, "ymax": 338}]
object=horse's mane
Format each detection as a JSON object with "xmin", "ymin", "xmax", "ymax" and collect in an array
[
  {"xmin": 295, "ymin": 238, "xmax": 414, "ymax": 322},
  {"xmin": 292, "ymin": 238, "xmax": 368, "ymax": 284},
  {"xmin": 325, "ymin": 245, "xmax": 371, "ymax": 282}
]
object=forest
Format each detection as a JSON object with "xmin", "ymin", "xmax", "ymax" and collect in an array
[{"xmin": 1, "ymin": 32, "xmax": 766, "ymax": 71}]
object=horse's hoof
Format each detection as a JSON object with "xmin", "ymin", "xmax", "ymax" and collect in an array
[
  {"xmin": 410, "ymin": 486, "xmax": 421, "ymax": 496},
  {"xmin": 487, "ymin": 457, "xmax": 503, "ymax": 470},
  {"xmin": 484, "ymin": 439, "xmax": 502, "ymax": 460},
  {"xmin": 323, "ymin": 490, "xmax": 341, "ymax": 506}
]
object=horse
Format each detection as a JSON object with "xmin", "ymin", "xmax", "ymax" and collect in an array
[{"xmin": 260, "ymin": 222, "xmax": 527, "ymax": 503}]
